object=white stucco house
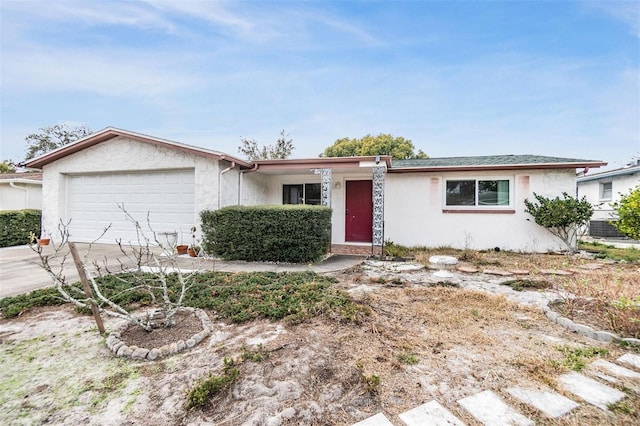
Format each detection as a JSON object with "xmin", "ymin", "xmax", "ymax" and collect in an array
[
  {"xmin": 25, "ymin": 127, "xmax": 606, "ymax": 253},
  {"xmin": 577, "ymin": 161, "xmax": 640, "ymax": 238},
  {"xmin": 0, "ymin": 172, "xmax": 42, "ymax": 211}
]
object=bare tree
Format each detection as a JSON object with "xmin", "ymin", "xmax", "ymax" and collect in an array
[
  {"xmin": 238, "ymin": 129, "xmax": 294, "ymax": 160},
  {"xmin": 33, "ymin": 205, "xmax": 205, "ymax": 331}
]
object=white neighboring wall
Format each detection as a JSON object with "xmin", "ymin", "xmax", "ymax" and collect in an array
[
  {"xmin": 384, "ymin": 168, "xmax": 577, "ymax": 252},
  {"xmin": 578, "ymin": 168, "xmax": 640, "ymax": 220},
  {"xmin": 40, "ymin": 136, "xmax": 220, "ymax": 242},
  {"xmin": 0, "ymin": 181, "xmax": 42, "ymax": 210}
]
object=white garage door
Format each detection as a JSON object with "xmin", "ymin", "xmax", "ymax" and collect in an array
[{"xmin": 66, "ymin": 170, "xmax": 195, "ymax": 244}]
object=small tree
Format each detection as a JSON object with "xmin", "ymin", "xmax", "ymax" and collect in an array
[
  {"xmin": 524, "ymin": 192, "xmax": 593, "ymax": 252},
  {"xmin": 25, "ymin": 123, "xmax": 92, "ymax": 160},
  {"xmin": 238, "ymin": 129, "xmax": 294, "ymax": 160},
  {"xmin": 611, "ymin": 185, "xmax": 640, "ymax": 240},
  {"xmin": 0, "ymin": 160, "xmax": 16, "ymax": 173},
  {"xmin": 33, "ymin": 205, "xmax": 204, "ymax": 331}
]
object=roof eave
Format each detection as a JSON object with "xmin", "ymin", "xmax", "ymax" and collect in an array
[
  {"xmin": 388, "ymin": 161, "xmax": 607, "ymax": 173},
  {"xmin": 251, "ymin": 155, "xmax": 393, "ymax": 171},
  {"xmin": 25, "ymin": 127, "xmax": 253, "ymax": 169}
]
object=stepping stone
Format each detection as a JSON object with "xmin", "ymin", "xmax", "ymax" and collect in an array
[
  {"xmin": 458, "ymin": 390, "xmax": 533, "ymax": 426},
  {"xmin": 483, "ymin": 269, "xmax": 513, "ymax": 276},
  {"xmin": 591, "ymin": 359, "xmax": 640, "ymax": 381},
  {"xmin": 558, "ymin": 371, "xmax": 626, "ymax": 410},
  {"xmin": 399, "ymin": 400, "xmax": 465, "ymax": 426},
  {"xmin": 617, "ymin": 353, "xmax": 640, "ymax": 371},
  {"xmin": 509, "ymin": 269, "xmax": 530, "ymax": 275},
  {"xmin": 538, "ymin": 269, "xmax": 573, "ymax": 276},
  {"xmin": 579, "ymin": 263, "xmax": 603, "ymax": 270},
  {"xmin": 352, "ymin": 413, "xmax": 394, "ymax": 426},
  {"xmin": 457, "ymin": 266, "xmax": 479, "ymax": 273},
  {"xmin": 506, "ymin": 386, "xmax": 579, "ymax": 418}
]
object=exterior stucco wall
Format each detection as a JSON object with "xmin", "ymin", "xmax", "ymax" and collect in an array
[
  {"xmin": 578, "ymin": 171, "xmax": 640, "ymax": 220},
  {"xmin": 40, "ymin": 137, "xmax": 220, "ymax": 241},
  {"xmin": 258, "ymin": 171, "xmax": 373, "ymax": 245},
  {"xmin": 0, "ymin": 183, "xmax": 42, "ymax": 210},
  {"xmin": 384, "ymin": 168, "xmax": 577, "ymax": 252},
  {"xmin": 241, "ymin": 172, "xmax": 269, "ymax": 205}
]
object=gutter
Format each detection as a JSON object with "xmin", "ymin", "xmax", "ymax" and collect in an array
[
  {"xmin": 9, "ymin": 182, "xmax": 28, "ymax": 207},
  {"xmin": 218, "ymin": 160, "xmax": 237, "ymax": 209},
  {"xmin": 239, "ymin": 163, "xmax": 260, "ymax": 206}
]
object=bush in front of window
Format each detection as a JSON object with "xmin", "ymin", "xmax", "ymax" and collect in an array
[
  {"xmin": 0, "ymin": 209, "xmax": 41, "ymax": 247},
  {"xmin": 524, "ymin": 192, "xmax": 593, "ymax": 252},
  {"xmin": 200, "ymin": 205, "xmax": 332, "ymax": 263}
]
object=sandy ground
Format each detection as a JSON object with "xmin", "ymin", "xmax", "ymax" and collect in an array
[{"xmin": 1, "ymin": 262, "xmax": 639, "ymax": 425}]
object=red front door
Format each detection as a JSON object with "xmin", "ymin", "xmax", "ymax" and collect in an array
[{"xmin": 345, "ymin": 180, "xmax": 373, "ymax": 242}]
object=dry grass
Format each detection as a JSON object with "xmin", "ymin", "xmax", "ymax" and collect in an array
[
  {"xmin": 327, "ymin": 284, "xmax": 639, "ymax": 425},
  {"xmin": 552, "ymin": 268, "xmax": 640, "ymax": 338}
]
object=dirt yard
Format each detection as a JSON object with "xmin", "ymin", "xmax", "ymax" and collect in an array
[{"xmin": 1, "ymin": 256, "xmax": 639, "ymax": 425}]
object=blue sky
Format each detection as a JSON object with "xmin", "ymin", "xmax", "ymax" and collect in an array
[{"xmin": 1, "ymin": 0, "xmax": 638, "ymax": 169}]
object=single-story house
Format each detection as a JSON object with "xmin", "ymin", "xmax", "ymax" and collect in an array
[
  {"xmin": 577, "ymin": 161, "xmax": 640, "ymax": 238},
  {"xmin": 25, "ymin": 127, "xmax": 606, "ymax": 253},
  {"xmin": 0, "ymin": 172, "xmax": 43, "ymax": 211}
]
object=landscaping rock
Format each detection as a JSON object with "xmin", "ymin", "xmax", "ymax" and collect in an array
[
  {"xmin": 457, "ymin": 266, "xmax": 478, "ymax": 273},
  {"xmin": 132, "ymin": 347, "xmax": 150, "ymax": 359},
  {"xmin": 483, "ymin": 269, "xmax": 513, "ymax": 276},
  {"xmin": 539, "ymin": 269, "xmax": 573, "ymax": 276}
]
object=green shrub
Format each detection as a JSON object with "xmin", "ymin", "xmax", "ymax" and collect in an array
[
  {"xmin": 524, "ymin": 193, "xmax": 593, "ymax": 252},
  {"xmin": 611, "ymin": 185, "xmax": 640, "ymax": 240},
  {"xmin": 200, "ymin": 205, "xmax": 332, "ymax": 263},
  {"xmin": 0, "ymin": 209, "xmax": 41, "ymax": 247}
]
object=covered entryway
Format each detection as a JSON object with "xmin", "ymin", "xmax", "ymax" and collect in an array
[
  {"xmin": 345, "ymin": 180, "xmax": 373, "ymax": 242},
  {"xmin": 65, "ymin": 170, "xmax": 195, "ymax": 243}
]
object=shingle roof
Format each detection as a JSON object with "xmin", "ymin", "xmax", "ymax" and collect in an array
[
  {"xmin": 577, "ymin": 163, "xmax": 640, "ymax": 182},
  {"xmin": 392, "ymin": 155, "xmax": 605, "ymax": 171},
  {"xmin": 0, "ymin": 172, "xmax": 42, "ymax": 181}
]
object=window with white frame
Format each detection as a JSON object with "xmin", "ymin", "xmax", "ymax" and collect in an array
[
  {"xmin": 600, "ymin": 181, "xmax": 612, "ymax": 201},
  {"xmin": 282, "ymin": 183, "xmax": 321, "ymax": 205},
  {"xmin": 445, "ymin": 178, "xmax": 511, "ymax": 207}
]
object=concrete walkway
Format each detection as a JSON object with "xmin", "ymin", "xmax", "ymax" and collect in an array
[
  {"xmin": 354, "ymin": 353, "xmax": 640, "ymax": 425},
  {"xmin": 0, "ymin": 243, "xmax": 366, "ymax": 299}
]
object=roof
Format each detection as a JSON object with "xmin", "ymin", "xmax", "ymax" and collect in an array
[
  {"xmin": 251, "ymin": 155, "xmax": 393, "ymax": 172},
  {"xmin": 390, "ymin": 155, "xmax": 606, "ymax": 172},
  {"xmin": 577, "ymin": 163, "xmax": 640, "ymax": 183},
  {"xmin": 0, "ymin": 172, "xmax": 43, "ymax": 184},
  {"xmin": 24, "ymin": 127, "xmax": 253, "ymax": 169}
]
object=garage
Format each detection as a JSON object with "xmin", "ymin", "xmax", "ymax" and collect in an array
[{"xmin": 65, "ymin": 169, "xmax": 195, "ymax": 244}]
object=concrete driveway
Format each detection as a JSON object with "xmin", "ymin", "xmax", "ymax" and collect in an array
[{"xmin": 0, "ymin": 244, "xmax": 365, "ymax": 299}]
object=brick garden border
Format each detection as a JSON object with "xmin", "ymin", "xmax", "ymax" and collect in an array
[{"xmin": 105, "ymin": 307, "xmax": 214, "ymax": 361}]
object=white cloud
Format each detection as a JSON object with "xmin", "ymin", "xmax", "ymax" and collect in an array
[
  {"xmin": 2, "ymin": 46, "xmax": 201, "ymax": 98},
  {"xmin": 586, "ymin": 0, "xmax": 640, "ymax": 37}
]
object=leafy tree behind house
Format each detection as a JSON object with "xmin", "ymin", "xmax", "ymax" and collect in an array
[
  {"xmin": 611, "ymin": 185, "xmax": 640, "ymax": 240},
  {"xmin": 238, "ymin": 129, "xmax": 294, "ymax": 160},
  {"xmin": 321, "ymin": 134, "xmax": 428, "ymax": 160},
  {"xmin": 25, "ymin": 123, "xmax": 92, "ymax": 160},
  {"xmin": 0, "ymin": 160, "xmax": 16, "ymax": 173},
  {"xmin": 524, "ymin": 192, "xmax": 593, "ymax": 252}
]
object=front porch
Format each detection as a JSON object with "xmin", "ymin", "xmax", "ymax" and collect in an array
[{"xmin": 331, "ymin": 243, "xmax": 383, "ymax": 256}]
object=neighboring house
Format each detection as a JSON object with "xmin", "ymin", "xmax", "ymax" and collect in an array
[
  {"xmin": 577, "ymin": 161, "xmax": 640, "ymax": 238},
  {"xmin": 0, "ymin": 172, "xmax": 42, "ymax": 211},
  {"xmin": 25, "ymin": 127, "xmax": 606, "ymax": 253}
]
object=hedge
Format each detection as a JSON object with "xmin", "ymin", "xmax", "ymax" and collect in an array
[
  {"xmin": 201, "ymin": 205, "xmax": 332, "ymax": 263},
  {"xmin": 0, "ymin": 209, "xmax": 41, "ymax": 247}
]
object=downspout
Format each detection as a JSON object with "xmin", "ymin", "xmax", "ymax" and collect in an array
[
  {"xmin": 9, "ymin": 182, "xmax": 28, "ymax": 208},
  {"xmin": 218, "ymin": 161, "xmax": 236, "ymax": 209},
  {"xmin": 239, "ymin": 163, "xmax": 260, "ymax": 206}
]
